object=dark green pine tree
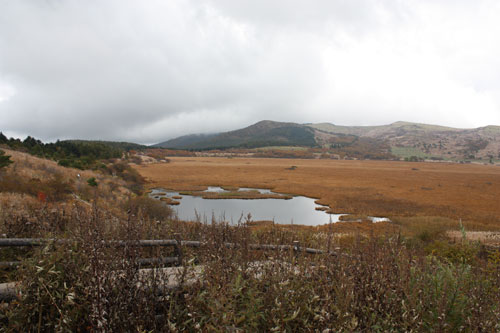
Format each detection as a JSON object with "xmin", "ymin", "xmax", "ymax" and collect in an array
[{"xmin": 0, "ymin": 149, "xmax": 13, "ymax": 170}]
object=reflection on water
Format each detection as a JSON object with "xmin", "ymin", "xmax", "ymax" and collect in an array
[
  {"xmin": 368, "ymin": 217, "xmax": 391, "ymax": 223},
  {"xmin": 204, "ymin": 186, "xmax": 274, "ymax": 194},
  {"xmin": 150, "ymin": 188, "xmax": 389, "ymax": 226},
  {"xmin": 237, "ymin": 188, "xmax": 273, "ymax": 194},
  {"xmin": 204, "ymin": 186, "xmax": 228, "ymax": 193}
]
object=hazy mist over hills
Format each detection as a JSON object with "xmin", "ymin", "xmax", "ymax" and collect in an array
[{"xmin": 155, "ymin": 120, "xmax": 500, "ymax": 161}]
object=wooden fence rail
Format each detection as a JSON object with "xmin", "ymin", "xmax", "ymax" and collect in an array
[
  {"xmin": 0, "ymin": 238, "xmax": 333, "ymax": 268},
  {"xmin": 0, "ymin": 238, "xmax": 179, "ymax": 247},
  {"xmin": 0, "ymin": 238, "xmax": 335, "ymax": 269},
  {"xmin": 0, "ymin": 238, "xmax": 337, "ymax": 301},
  {"xmin": 0, "ymin": 238, "xmax": 334, "ymax": 253}
]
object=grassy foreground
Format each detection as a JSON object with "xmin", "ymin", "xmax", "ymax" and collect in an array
[{"xmin": 0, "ymin": 205, "xmax": 499, "ymax": 332}]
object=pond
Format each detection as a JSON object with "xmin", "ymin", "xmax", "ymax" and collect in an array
[{"xmin": 150, "ymin": 187, "xmax": 389, "ymax": 226}]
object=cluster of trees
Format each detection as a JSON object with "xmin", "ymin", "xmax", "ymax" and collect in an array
[
  {"xmin": 254, "ymin": 149, "xmax": 315, "ymax": 159},
  {"xmin": 174, "ymin": 126, "xmax": 317, "ymax": 150},
  {"xmin": 0, "ymin": 132, "xmax": 143, "ymax": 170},
  {"xmin": 404, "ymin": 156, "xmax": 424, "ymax": 162}
]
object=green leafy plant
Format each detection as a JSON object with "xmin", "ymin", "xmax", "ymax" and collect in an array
[
  {"xmin": 0, "ymin": 150, "xmax": 13, "ymax": 170},
  {"xmin": 459, "ymin": 219, "xmax": 467, "ymax": 241},
  {"xmin": 87, "ymin": 177, "xmax": 98, "ymax": 187}
]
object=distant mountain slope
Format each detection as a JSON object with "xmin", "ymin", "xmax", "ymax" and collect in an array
[
  {"xmin": 152, "ymin": 133, "xmax": 218, "ymax": 149},
  {"xmin": 155, "ymin": 120, "xmax": 316, "ymax": 149},
  {"xmin": 154, "ymin": 120, "xmax": 500, "ymax": 161},
  {"xmin": 308, "ymin": 121, "xmax": 459, "ymax": 137},
  {"xmin": 308, "ymin": 122, "xmax": 500, "ymax": 161}
]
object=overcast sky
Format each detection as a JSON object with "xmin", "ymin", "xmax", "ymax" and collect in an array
[{"xmin": 1, "ymin": 0, "xmax": 500, "ymax": 143}]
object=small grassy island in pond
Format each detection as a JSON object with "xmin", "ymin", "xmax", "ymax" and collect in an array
[{"xmin": 196, "ymin": 189, "xmax": 292, "ymax": 200}]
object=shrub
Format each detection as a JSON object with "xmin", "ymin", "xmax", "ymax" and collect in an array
[
  {"xmin": 6, "ymin": 242, "xmax": 91, "ymax": 331},
  {"xmin": 87, "ymin": 177, "xmax": 98, "ymax": 187},
  {"xmin": 425, "ymin": 240, "xmax": 479, "ymax": 265},
  {"xmin": 0, "ymin": 150, "xmax": 13, "ymax": 171},
  {"xmin": 123, "ymin": 196, "xmax": 173, "ymax": 222},
  {"xmin": 44, "ymin": 173, "xmax": 74, "ymax": 202},
  {"xmin": 0, "ymin": 171, "xmax": 73, "ymax": 203},
  {"xmin": 100, "ymin": 160, "xmax": 145, "ymax": 195}
]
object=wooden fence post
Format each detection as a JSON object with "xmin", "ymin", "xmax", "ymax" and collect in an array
[
  {"xmin": 293, "ymin": 240, "xmax": 300, "ymax": 260},
  {"xmin": 174, "ymin": 233, "xmax": 183, "ymax": 266},
  {"xmin": 327, "ymin": 214, "xmax": 332, "ymax": 253}
]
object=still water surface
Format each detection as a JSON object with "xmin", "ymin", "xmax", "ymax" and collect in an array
[
  {"xmin": 150, "ymin": 187, "xmax": 344, "ymax": 226},
  {"xmin": 150, "ymin": 187, "xmax": 390, "ymax": 226}
]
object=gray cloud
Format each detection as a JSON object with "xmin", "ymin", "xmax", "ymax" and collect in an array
[{"xmin": 1, "ymin": 0, "xmax": 499, "ymax": 143}]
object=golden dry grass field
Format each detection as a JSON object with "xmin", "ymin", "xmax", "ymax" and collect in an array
[
  {"xmin": 0, "ymin": 148, "xmax": 134, "ymax": 216},
  {"xmin": 134, "ymin": 157, "xmax": 500, "ymax": 234}
]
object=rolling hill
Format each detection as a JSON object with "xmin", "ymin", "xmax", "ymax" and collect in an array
[
  {"xmin": 154, "ymin": 120, "xmax": 316, "ymax": 150},
  {"xmin": 154, "ymin": 120, "xmax": 500, "ymax": 161},
  {"xmin": 308, "ymin": 122, "xmax": 500, "ymax": 161}
]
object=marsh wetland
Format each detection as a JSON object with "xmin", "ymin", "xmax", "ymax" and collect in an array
[{"xmin": 149, "ymin": 187, "xmax": 354, "ymax": 225}]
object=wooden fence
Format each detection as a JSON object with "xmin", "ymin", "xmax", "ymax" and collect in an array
[
  {"xmin": 0, "ymin": 237, "xmax": 331, "ymax": 267},
  {"xmin": 0, "ymin": 237, "xmax": 336, "ymax": 301}
]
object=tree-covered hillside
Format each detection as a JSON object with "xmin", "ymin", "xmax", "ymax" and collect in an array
[
  {"xmin": 0, "ymin": 133, "xmax": 145, "ymax": 169},
  {"xmin": 155, "ymin": 120, "xmax": 317, "ymax": 150}
]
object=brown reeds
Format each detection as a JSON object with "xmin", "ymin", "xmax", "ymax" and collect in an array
[{"xmin": 135, "ymin": 157, "xmax": 500, "ymax": 232}]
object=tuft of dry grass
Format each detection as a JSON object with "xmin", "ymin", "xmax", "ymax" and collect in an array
[
  {"xmin": 338, "ymin": 214, "xmax": 369, "ymax": 222},
  {"xmin": 159, "ymin": 197, "xmax": 180, "ymax": 205}
]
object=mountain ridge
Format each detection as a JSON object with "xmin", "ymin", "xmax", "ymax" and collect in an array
[
  {"xmin": 154, "ymin": 120, "xmax": 316, "ymax": 150},
  {"xmin": 154, "ymin": 120, "xmax": 500, "ymax": 161}
]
